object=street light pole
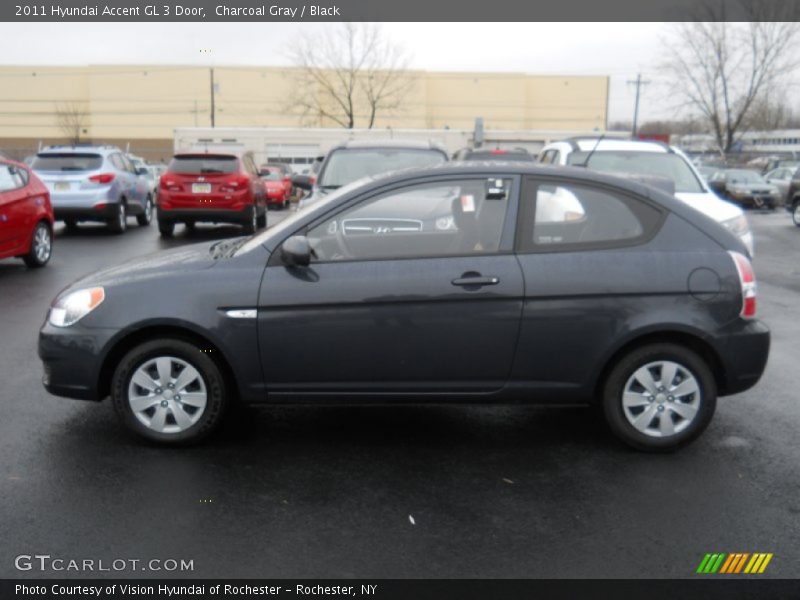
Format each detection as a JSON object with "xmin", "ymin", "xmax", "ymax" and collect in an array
[
  {"xmin": 626, "ymin": 73, "xmax": 651, "ymax": 138},
  {"xmin": 210, "ymin": 67, "xmax": 216, "ymax": 128}
]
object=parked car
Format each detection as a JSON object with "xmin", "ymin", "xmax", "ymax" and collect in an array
[
  {"xmin": 38, "ymin": 163, "xmax": 769, "ymax": 450},
  {"xmin": 707, "ymin": 169, "xmax": 780, "ymax": 210},
  {"xmin": 294, "ymin": 140, "xmax": 448, "ymax": 209},
  {"xmin": 31, "ymin": 145, "xmax": 153, "ymax": 233},
  {"xmin": 0, "ymin": 158, "xmax": 53, "ymax": 267},
  {"xmin": 538, "ymin": 138, "xmax": 755, "ymax": 255},
  {"xmin": 764, "ymin": 166, "xmax": 798, "ymax": 206},
  {"xmin": 258, "ymin": 163, "xmax": 293, "ymax": 209},
  {"xmin": 156, "ymin": 152, "xmax": 266, "ymax": 237},
  {"xmin": 128, "ymin": 155, "xmax": 158, "ymax": 197},
  {"xmin": 786, "ymin": 168, "xmax": 800, "ymax": 227},
  {"xmin": 452, "ymin": 147, "xmax": 536, "ymax": 162}
]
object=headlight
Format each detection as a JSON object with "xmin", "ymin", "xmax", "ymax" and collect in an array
[
  {"xmin": 721, "ymin": 215, "xmax": 750, "ymax": 237},
  {"xmin": 435, "ymin": 216, "xmax": 457, "ymax": 231},
  {"xmin": 49, "ymin": 287, "xmax": 105, "ymax": 327}
]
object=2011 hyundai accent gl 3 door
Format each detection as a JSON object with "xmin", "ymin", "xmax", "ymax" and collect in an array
[{"xmin": 38, "ymin": 164, "xmax": 770, "ymax": 451}]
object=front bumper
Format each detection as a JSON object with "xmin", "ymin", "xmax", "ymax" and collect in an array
[
  {"xmin": 39, "ymin": 321, "xmax": 118, "ymax": 401},
  {"xmin": 714, "ymin": 318, "xmax": 770, "ymax": 396}
]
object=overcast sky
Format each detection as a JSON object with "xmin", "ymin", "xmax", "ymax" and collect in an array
[{"xmin": 0, "ymin": 22, "xmax": 672, "ymax": 122}]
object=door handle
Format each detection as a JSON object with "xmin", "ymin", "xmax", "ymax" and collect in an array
[{"xmin": 452, "ymin": 275, "xmax": 499, "ymax": 287}]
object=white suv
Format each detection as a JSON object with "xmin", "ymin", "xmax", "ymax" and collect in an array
[{"xmin": 539, "ymin": 138, "xmax": 754, "ymax": 255}]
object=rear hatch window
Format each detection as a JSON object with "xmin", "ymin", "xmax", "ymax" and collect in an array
[
  {"xmin": 169, "ymin": 155, "xmax": 238, "ymax": 174},
  {"xmin": 32, "ymin": 153, "xmax": 102, "ymax": 171}
]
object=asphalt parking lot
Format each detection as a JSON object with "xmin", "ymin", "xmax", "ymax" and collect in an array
[{"xmin": 1, "ymin": 210, "xmax": 799, "ymax": 579}]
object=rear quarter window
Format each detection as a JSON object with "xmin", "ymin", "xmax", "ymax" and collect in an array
[{"xmin": 517, "ymin": 179, "xmax": 664, "ymax": 253}]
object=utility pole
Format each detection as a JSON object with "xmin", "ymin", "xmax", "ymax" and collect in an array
[
  {"xmin": 209, "ymin": 67, "xmax": 216, "ymax": 128},
  {"xmin": 626, "ymin": 73, "xmax": 650, "ymax": 138}
]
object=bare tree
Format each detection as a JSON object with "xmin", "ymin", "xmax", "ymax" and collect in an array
[
  {"xmin": 285, "ymin": 23, "xmax": 413, "ymax": 129},
  {"xmin": 55, "ymin": 102, "xmax": 89, "ymax": 144},
  {"xmin": 745, "ymin": 96, "xmax": 797, "ymax": 130},
  {"xmin": 663, "ymin": 0, "xmax": 800, "ymax": 156}
]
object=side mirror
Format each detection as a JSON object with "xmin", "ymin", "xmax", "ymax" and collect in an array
[
  {"xmin": 281, "ymin": 235, "xmax": 311, "ymax": 267},
  {"xmin": 292, "ymin": 174, "xmax": 313, "ymax": 190}
]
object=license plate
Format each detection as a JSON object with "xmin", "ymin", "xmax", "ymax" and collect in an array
[
  {"xmin": 55, "ymin": 182, "xmax": 70, "ymax": 192},
  {"xmin": 192, "ymin": 183, "xmax": 211, "ymax": 194}
]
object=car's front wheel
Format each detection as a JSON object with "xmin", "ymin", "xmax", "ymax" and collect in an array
[
  {"xmin": 602, "ymin": 343, "xmax": 716, "ymax": 452},
  {"xmin": 792, "ymin": 200, "xmax": 800, "ymax": 227},
  {"xmin": 111, "ymin": 339, "xmax": 229, "ymax": 444}
]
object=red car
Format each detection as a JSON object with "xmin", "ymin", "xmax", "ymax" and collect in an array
[
  {"xmin": 259, "ymin": 163, "xmax": 293, "ymax": 209},
  {"xmin": 0, "ymin": 159, "xmax": 54, "ymax": 268},
  {"xmin": 156, "ymin": 152, "xmax": 267, "ymax": 237}
]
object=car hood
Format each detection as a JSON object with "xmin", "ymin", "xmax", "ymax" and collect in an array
[
  {"xmin": 69, "ymin": 242, "xmax": 219, "ymax": 290},
  {"xmin": 728, "ymin": 184, "xmax": 776, "ymax": 193},
  {"xmin": 674, "ymin": 191, "xmax": 742, "ymax": 222}
]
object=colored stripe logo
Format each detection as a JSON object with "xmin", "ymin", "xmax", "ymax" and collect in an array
[{"xmin": 697, "ymin": 553, "xmax": 773, "ymax": 574}]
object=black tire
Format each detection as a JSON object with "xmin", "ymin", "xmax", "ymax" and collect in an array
[
  {"xmin": 158, "ymin": 219, "xmax": 175, "ymax": 237},
  {"xmin": 602, "ymin": 343, "xmax": 716, "ymax": 452},
  {"xmin": 23, "ymin": 221, "xmax": 52, "ymax": 268},
  {"xmin": 256, "ymin": 207, "xmax": 267, "ymax": 228},
  {"xmin": 107, "ymin": 202, "xmax": 127, "ymax": 234},
  {"xmin": 792, "ymin": 200, "xmax": 800, "ymax": 227},
  {"xmin": 137, "ymin": 195, "xmax": 153, "ymax": 227},
  {"xmin": 242, "ymin": 205, "xmax": 257, "ymax": 234},
  {"xmin": 111, "ymin": 338, "xmax": 229, "ymax": 445}
]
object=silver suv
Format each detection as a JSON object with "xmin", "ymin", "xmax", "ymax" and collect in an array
[{"xmin": 32, "ymin": 145, "xmax": 153, "ymax": 233}]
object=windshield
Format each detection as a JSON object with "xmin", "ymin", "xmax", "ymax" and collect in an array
[
  {"xmin": 260, "ymin": 168, "xmax": 283, "ymax": 181},
  {"xmin": 169, "ymin": 155, "xmax": 238, "ymax": 174},
  {"xmin": 567, "ymin": 151, "xmax": 704, "ymax": 193},
  {"xmin": 235, "ymin": 177, "xmax": 374, "ymax": 256},
  {"xmin": 318, "ymin": 148, "xmax": 446, "ymax": 188},
  {"xmin": 32, "ymin": 153, "xmax": 102, "ymax": 171},
  {"xmin": 726, "ymin": 170, "xmax": 765, "ymax": 184}
]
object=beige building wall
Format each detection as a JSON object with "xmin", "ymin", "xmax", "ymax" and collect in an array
[{"xmin": 0, "ymin": 64, "xmax": 608, "ymax": 148}]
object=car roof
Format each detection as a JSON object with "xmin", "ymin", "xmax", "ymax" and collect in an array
[
  {"xmin": 548, "ymin": 138, "xmax": 673, "ymax": 154},
  {"xmin": 39, "ymin": 145, "xmax": 121, "ymax": 155},
  {"xmin": 331, "ymin": 139, "xmax": 447, "ymax": 153}
]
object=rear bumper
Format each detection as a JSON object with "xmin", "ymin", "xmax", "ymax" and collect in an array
[
  {"xmin": 714, "ymin": 318, "xmax": 770, "ymax": 396},
  {"xmin": 157, "ymin": 205, "xmax": 251, "ymax": 225},
  {"xmin": 55, "ymin": 203, "xmax": 120, "ymax": 222}
]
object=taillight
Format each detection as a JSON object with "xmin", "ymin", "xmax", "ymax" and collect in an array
[
  {"xmin": 160, "ymin": 175, "xmax": 181, "ymax": 192},
  {"xmin": 88, "ymin": 173, "xmax": 115, "ymax": 184},
  {"xmin": 220, "ymin": 174, "xmax": 249, "ymax": 193},
  {"xmin": 729, "ymin": 251, "xmax": 756, "ymax": 318}
]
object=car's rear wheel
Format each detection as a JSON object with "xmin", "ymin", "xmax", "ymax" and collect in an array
[
  {"xmin": 256, "ymin": 207, "xmax": 267, "ymax": 228},
  {"xmin": 242, "ymin": 206, "xmax": 257, "ymax": 234},
  {"xmin": 137, "ymin": 195, "xmax": 153, "ymax": 226},
  {"xmin": 792, "ymin": 201, "xmax": 800, "ymax": 227},
  {"xmin": 158, "ymin": 219, "xmax": 174, "ymax": 237},
  {"xmin": 111, "ymin": 339, "xmax": 228, "ymax": 444},
  {"xmin": 108, "ymin": 202, "xmax": 127, "ymax": 234},
  {"xmin": 602, "ymin": 343, "xmax": 716, "ymax": 452},
  {"xmin": 23, "ymin": 221, "xmax": 52, "ymax": 268}
]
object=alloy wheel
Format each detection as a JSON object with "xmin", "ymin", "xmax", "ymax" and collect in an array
[
  {"xmin": 793, "ymin": 203, "xmax": 800, "ymax": 226},
  {"xmin": 621, "ymin": 360, "xmax": 701, "ymax": 438},
  {"xmin": 33, "ymin": 224, "xmax": 51, "ymax": 263},
  {"xmin": 127, "ymin": 356, "xmax": 208, "ymax": 434}
]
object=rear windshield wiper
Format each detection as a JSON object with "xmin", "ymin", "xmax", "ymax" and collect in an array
[{"xmin": 200, "ymin": 169, "xmax": 225, "ymax": 174}]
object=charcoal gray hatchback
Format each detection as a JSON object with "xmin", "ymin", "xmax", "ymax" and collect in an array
[{"xmin": 38, "ymin": 163, "xmax": 770, "ymax": 450}]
